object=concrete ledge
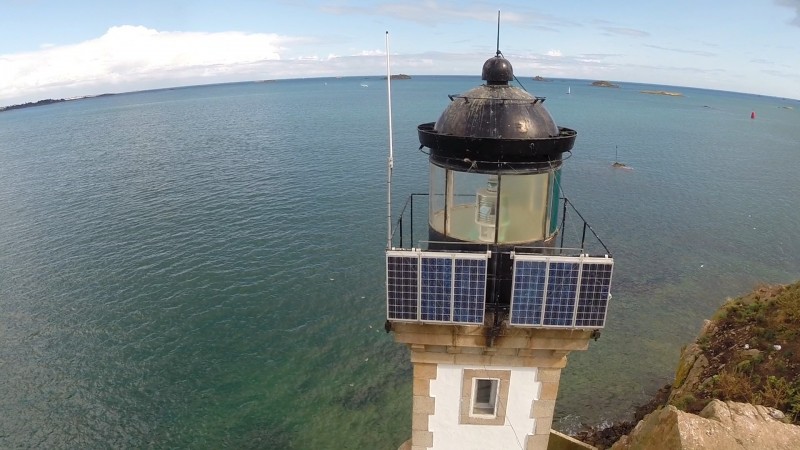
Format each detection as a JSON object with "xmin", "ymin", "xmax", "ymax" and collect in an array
[
  {"xmin": 393, "ymin": 323, "xmax": 594, "ymax": 352},
  {"xmin": 547, "ymin": 430, "xmax": 597, "ymax": 450},
  {"xmin": 410, "ymin": 347, "xmax": 569, "ymax": 368}
]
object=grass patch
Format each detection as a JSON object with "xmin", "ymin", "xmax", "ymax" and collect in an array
[{"xmin": 672, "ymin": 282, "xmax": 800, "ymax": 424}]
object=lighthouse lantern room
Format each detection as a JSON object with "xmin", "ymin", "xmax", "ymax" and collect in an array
[{"xmin": 385, "ymin": 53, "xmax": 614, "ymax": 450}]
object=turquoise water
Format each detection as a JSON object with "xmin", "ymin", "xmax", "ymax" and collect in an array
[{"xmin": 1, "ymin": 77, "xmax": 798, "ymax": 447}]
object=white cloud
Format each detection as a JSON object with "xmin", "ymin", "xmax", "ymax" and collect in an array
[
  {"xmin": 546, "ymin": 49, "xmax": 562, "ymax": 57},
  {"xmin": 775, "ymin": 0, "xmax": 800, "ymax": 26},
  {"xmin": 356, "ymin": 49, "xmax": 385, "ymax": 56},
  {"xmin": 320, "ymin": 1, "xmax": 569, "ymax": 28},
  {"xmin": 0, "ymin": 25, "xmax": 286, "ymax": 103},
  {"xmin": 643, "ymin": 44, "xmax": 716, "ymax": 57},
  {"xmin": 599, "ymin": 26, "xmax": 650, "ymax": 37}
]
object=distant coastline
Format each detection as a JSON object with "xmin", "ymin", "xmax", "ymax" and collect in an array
[
  {"xmin": 0, "ymin": 98, "xmax": 67, "ymax": 112},
  {"xmin": 0, "ymin": 94, "xmax": 116, "ymax": 113}
]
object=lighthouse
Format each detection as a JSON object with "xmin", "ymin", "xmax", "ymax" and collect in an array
[{"xmin": 385, "ymin": 53, "xmax": 614, "ymax": 450}]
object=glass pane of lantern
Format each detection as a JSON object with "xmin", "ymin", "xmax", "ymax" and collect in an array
[
  {"xmin": 428, "ymin": 171, "xmax": 496, "ymax": 243},
  {"xmin": 449, "ymin": 171, "xmax": 491, "ymax": 242},
  {"xmin": 474, "ymin": 175, "xmax": 498, "ymax": 242},
  {"xmin": 428, "ymin": 165, "xmax": 446, "ymax": 238},
  {"xmin": 497, "ymin": 173, "xmax": 550, "ymax": 243},
  {"xmin": 548, "ymin": 168, "xmax": 561, "ymax": 236}
]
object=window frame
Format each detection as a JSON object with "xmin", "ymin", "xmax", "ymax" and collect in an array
[
  {"xmin": 471, "ymin": 378, "xmax": 500, "ymax": 417},
  {"xmin": 459, "ymin": 369, "xmax": 510, "ymax": 425}
]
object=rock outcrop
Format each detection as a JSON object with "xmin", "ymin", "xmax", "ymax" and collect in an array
[
  {"xmin": 667, "ymin": 321, "xmax": 712, "ymax": 407},
  {"xmin": 591, "ymin": 80, "xmax": 619, "ymax": 88},
  {"xmin": 611, "ymin": 400, "xmax": 800, "ymax": 450},
  {"xmin": 640, "ymin": 90, "xmax": 683, "ymax": 96},
  {"xmin": 666, "ymin": 284, "xmax": 800, "ymax": 416},
  {"xmin": 578, "ymin": 283, "xmax": 800, "ymax": 449}
]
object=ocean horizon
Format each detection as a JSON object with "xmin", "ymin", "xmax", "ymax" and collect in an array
[
  {"xmin": 1, "ymin": 74, "xmax": 799, "ymax": 448},
  {"xmin": 4, "ymin": 74, "xmax": 800, "ymax": 111}
]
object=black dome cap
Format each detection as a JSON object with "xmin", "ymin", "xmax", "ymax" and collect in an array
[
  {"xmin": 417, "ymin": 54, "xmax": 577, "ymax": 173},
  {"xmin": 482, "ymin": 56, "xmax": 513, "ymax": 84}
]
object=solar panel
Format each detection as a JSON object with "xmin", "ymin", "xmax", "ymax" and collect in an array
[
  {"xmin": 388, "ymin": 250, "xmax": 610, "ymax": 327},
  {"xmin": 386, "ymin": 250, "xmax": 488, "ymax": 324},
  {"xmin": 387, "ymin": 252, "xmax": 419, "ymax": 321},
  {"xmin": 510, "ymin": 254, "xmax": 613, "ymax": 329},
  {"xmin": 543, "ymin": 260, "xmax": 580, "ymax": 326},
  {"xmin": 452, "ymin": 257, "xmax": 487, "ymax": 324},
  {"xmin": 509, "ymin": 259, "xmax": 547, "ymax": 326},
  {"xmin": 420, "ymin": 256, "xmax": 453, "ymax": 321},
  {"xmin": 574, "ymin": 258, "xmax": 613, "ymax": 327}
]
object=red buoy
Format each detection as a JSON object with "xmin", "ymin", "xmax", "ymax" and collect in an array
[{"xmin": 751, "ymin": 111, "xmax": 756, "ymax": 119}]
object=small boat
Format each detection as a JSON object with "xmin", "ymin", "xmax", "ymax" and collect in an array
[
  {"xmin": 361, "ymin": 83, "xmax": 369, "ymax": 88},
  {"xmin": 567, "ymin": 86, "xmax": 571, "ymax": 94}
]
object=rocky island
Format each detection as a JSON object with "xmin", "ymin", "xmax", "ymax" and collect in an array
[
  {"xmin": 592, "ymin": 80, "xmax": 619, "ymax": 88},
  {"xmin": 533, "ymin": 76, "xmax": 550, "ymax": 81},
  {"xmin": 384, "ymin": 74, "xmax": 411, "ymax": 80},
  {"xmin": 641, "ymin": 90, "xmax": 684, "ymax": 97}
]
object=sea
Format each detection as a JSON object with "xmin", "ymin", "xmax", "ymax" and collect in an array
[{"xmin": 1, "ymin": 75, "xmax": 798, "ymax": 449}]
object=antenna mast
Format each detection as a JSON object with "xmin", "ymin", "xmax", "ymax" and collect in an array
[
  {"xmin": 385, "ymin": 31, "xmax": 395, "ymax": 250},
  {"xmin": 496, "ymin": 10, "xmax": 501, "ymax": 56}
]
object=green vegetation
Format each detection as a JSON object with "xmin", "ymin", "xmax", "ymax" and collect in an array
[{"xmin": 680, "ymin": 283, "xmax": 800, "ymax": 423}]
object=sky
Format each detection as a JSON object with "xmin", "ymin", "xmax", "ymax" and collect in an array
[{"xmin": 1, "ymin": 0, "xmax": 800, "ymax": 106}]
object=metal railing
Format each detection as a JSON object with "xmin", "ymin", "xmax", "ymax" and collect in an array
[{"xmin": 388, "ymin": 193, "xmax": 612, "ymax": 257}]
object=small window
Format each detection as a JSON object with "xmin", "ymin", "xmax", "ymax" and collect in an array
[
  {"xmin": 460, "ymin": 369, "xmax": 509, "ymax": 425},
  {"xmin": 471, "ymin": 378, "xmax": 499, "ymax": 416}
]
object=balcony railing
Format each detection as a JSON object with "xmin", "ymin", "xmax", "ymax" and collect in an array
[{"xmin": 386, "ymin": 194, "xmax": 613, "ymax": 329}]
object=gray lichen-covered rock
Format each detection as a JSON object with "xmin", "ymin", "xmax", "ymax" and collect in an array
[
  {"xmin": 610, "ymin": 400, "xmax": 800, "ymax": 450},
  {"xmin": 669, "ymin": 343, "xmax": 708, "ymax": 405},
  {"xmin": 668, "ymin": 320, "xmax": 713, "ymax": 407}
]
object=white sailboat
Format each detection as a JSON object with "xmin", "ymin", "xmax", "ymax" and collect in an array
[{"xmin": 567, "ymin": 86, "xmax": 571, "ymax": 94}]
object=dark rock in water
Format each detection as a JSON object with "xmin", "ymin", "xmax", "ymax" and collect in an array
[
  {"xmin": 592, "ymin": 80, "xmax": 619, "ymax": 88},
  {"xmin": 572, "ymin": 385, "xmax": 671, "ymax": 449},
  {"xmin": 640, "ymin": 90, "xmax": 683, "ymax": 97}
]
